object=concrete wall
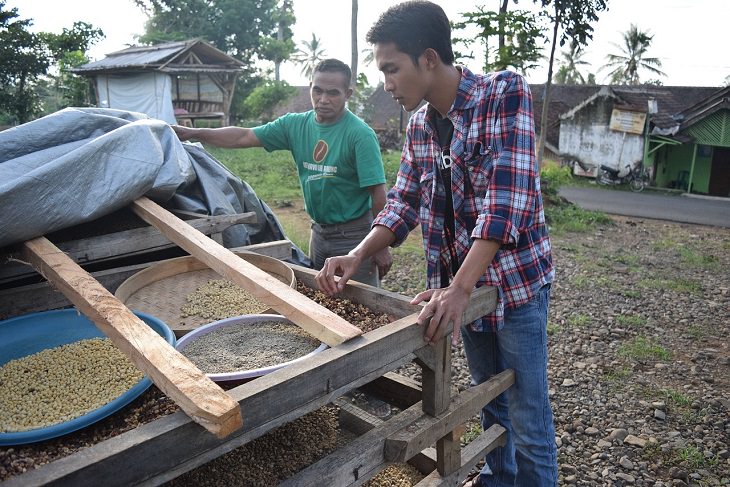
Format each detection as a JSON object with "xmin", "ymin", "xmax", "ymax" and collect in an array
[{"xmin": 559, "ymin": 97, "xmax": 644, "ymax": 174}]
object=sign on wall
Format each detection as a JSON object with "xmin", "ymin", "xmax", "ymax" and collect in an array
[{"xmin": 609, "ymin": 109, "xmax": 647, "ymax": 135}]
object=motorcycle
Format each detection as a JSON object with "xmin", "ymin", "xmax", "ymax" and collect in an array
[{"xmin": 597, "ymin": 162, "xmax": 649, "ymax": 192}]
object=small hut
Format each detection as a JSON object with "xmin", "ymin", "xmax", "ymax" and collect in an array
[{"xmin": 72, "ymin": 39, "xmax": 244, "ymax": 125}]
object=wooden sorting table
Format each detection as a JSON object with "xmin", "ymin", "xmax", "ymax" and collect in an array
[{"xmin": 0, "ymin": 198, "xmax": 513, "ymax": 486}]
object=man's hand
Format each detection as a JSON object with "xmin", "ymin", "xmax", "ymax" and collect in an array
[
  {"xmin": 171, "ymin": 124, "xmax": 196, "ymax": 141},
  {"xmin": 315, "ymin": 254, "xmax": 362, "ymax": 296},
  {"xmin": 411, "ymin": 284, "xmax": 472, "ymax": 346},
  {"xmin": 373, "ymin": 247, "xmax": 393, "ymax": 278}
]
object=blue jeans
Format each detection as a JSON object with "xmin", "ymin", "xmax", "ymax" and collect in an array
[{"xmin": 461, "ymin": 284, "xmax": 557, "ymax": 486}]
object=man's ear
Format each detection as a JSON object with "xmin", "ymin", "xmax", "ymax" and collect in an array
[
  {"xmin": 345, "ymin": 87, "xmax": 354, "ymax": 100},
  {"xmin": 423, "ymin": 48, "xmax": 440, "ymax": 69}
]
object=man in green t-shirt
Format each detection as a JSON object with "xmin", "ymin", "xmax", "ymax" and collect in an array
[{"xmin": 172, "ymin": 58, "xmax": 391, "ymax": 286}]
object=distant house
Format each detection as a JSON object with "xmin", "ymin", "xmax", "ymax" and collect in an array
[
  {"xmin": 72, "ymin": 39, "xmax": 244, "ymax": 126},
  {"xmin": 531, "ymin": 83, "xmax": 603, "ymax": 159},
  {"xmin": 650, "ymin": 85, "xmax": 730, "ymax": 196},
  {"xmin": 269, "ymin": 86, "xmax": 311, "ymax": 118},
  {"xmin": 550, "ymin": 84, "xmax": 726, "ymax": 196}
]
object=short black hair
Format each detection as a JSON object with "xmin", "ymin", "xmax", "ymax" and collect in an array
[
  {"xmin": 312, "ymin": 58, "xmax": 352, "ymax": 87},
  {"xmin": 366, "ymin": 1, "xmax": 454, "ymax": 66}
]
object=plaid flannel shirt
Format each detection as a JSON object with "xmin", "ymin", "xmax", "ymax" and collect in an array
[{"xmin": 374, "ymin": 67, "xmax": 554, "ymax": 331}]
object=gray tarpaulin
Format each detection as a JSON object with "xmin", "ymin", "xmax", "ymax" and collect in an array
[{"xmin": 0, "ymin": 107, "xmax": 307, "ymax": 265}]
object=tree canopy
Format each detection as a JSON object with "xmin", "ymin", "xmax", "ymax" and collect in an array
[
  {"xmin": 554, "ymin": 40, "xmax": 590, "ymax": 84},
  {"xmin": 452, "ymin": 5, "xmax": 545, "ymax": 74},
  {"xmin": 601, "ymin": 23, "xmax": 665, "ymax": 85},
  {"xmin": 291, "ymin": 33, "xmax": 327, "ymax": 80},
  {"xmin": 0, "ymin": 1, "xmax": 103, "ymax": 123},
  {"xmin": 134, "ymin": 0, "xmax": 292, "ymax": 72}
]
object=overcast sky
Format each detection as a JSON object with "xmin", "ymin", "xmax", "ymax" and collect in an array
[{"xmin": 7, "ymin": 0, "xmax": 730, "ymax": 87}]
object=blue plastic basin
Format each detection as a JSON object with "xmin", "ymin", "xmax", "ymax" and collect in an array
[{"xmin": 0, "ymin": 308, "xmax": 175, "ymax": 445}]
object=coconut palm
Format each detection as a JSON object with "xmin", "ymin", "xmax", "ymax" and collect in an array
[
  {"xmin": 291, "ymin": 33, "xmax": 327, "ymax": 80},
  {"xmin": 601, "ymin": 24, "xmax": 666, "ymax": 85},
  {"xmin": 554, "ymin": 40, "xmax": 591, "ymax": 84},
  {"xmin": 351, "ymin": 0, "xmax": 358, "ymax": 84}
]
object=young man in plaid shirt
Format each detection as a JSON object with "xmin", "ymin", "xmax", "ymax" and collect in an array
[{"xmin": 316, "ymin": 1, "xmax": 557, "ymax": 485}]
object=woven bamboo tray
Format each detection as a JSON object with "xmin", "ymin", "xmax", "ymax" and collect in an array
[{"xmin": 115, "ymin": 251, "xmax": 296, "ymax": 337}]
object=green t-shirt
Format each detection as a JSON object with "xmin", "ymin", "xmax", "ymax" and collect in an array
[{"xmin": 252, "ymin": 110, "xmax": 385, "ymax": 225}]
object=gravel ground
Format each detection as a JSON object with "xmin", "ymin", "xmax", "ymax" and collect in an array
[
  {"xmin": 384, "ymin": 214, "xmax": 730, "ymax": 486},
  {"xmin": 2, "ymin": 213, "xmax": 727, "ymax": 486}
]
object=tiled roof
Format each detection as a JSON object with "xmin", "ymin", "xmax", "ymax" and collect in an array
[
  {"xmin": 270, "ymin": 82, "xmax": 723, "ymax": 143},
  {"xmin": 270, "ymin": 86, "xmax": 312, "ymax": 118}
]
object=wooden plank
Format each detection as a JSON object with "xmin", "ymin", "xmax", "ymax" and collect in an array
[
  {"xmin": 2, "ymin": 283, "xmax": 496, "ymax": 487},
  {"xmin": 20, "ymin": 237, "xmax": 242, "ymax": 439},
  {"xmin": 436, "ymin": 429, "xmax": 462, "ymax": 477},
  {"xmin": 337, "ymin": 397, "xmax": 439, "ymax": 477},
  {"xmin": 281, "ymin": 370, "xmax": 512, "ymax": 487},
  {"xmin": 383, "ymin": 370, "xmax": 514, "ymax": 463},
  {"xmin": 130, "ymin": 197, "xmax": 361, "ymax": 347},
  {"xmin": 336, "ymin": 398, "xmax": 385, "ymax": 436},
  {"xmin": 237, "ymin": 240, "xmax": 292, "ymax": 261},
  {"xmin": 0, "ymin": 240, "xmax": 292, "ymax": 320},
  {"xmin": 414, "ymin": 424, "xmax": 508, "ymax": 486},
  {"xmin": 419, "ymin": 338, "xmax": 458, "ymax": 475},
  {"xmin": 409, "ymin": 447, "xmax": 438, "ymax": 477},
  {"xmin": 292, "ymin": 263, "xmax": 424, "ymax": 319},
  {"xmin": 0, "ymin": 213, "xmax": 256, "ymax": 285},
  {"xmin": 417, "ymin": 338, "xmax": 452, "ymax": 416},
  {"xmin": 359, "ymin": 372, "xmax": 422, "ymax": 409},
  {"xmin": 280, "ymin": 400, "xmax": 427, "ymax": 487}
]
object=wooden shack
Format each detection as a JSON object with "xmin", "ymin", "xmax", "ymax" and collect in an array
[{"xmin": 72, "ymin": 39, "xmax": 244, "ymax": 126}]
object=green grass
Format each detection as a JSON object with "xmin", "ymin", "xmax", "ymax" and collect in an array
[
  {"xmin": 674, "ymin": 445, "xmax": 715, "ymax": 470},
  {"xmin": 570, "ymin": 275, "xmax": 590, "ymax": 288},
  {"xmin": 612, "ymin": 253, "xmax": 641, "ymax": 268},
  {"xmin": 207, "ymin": 146, "xmax": 302, "ymax": 203},
  {"xmin": 642, "ymin": 443, "xmax": 719, "ymax": 476},
  {"xmin": 615, "ymin": 314, "xmax": 647, "ymax": 328},
  {"xmin": 208, "ymin": 145, "xmax": 403, "ymax": 198},
  {"xmin": 639, "ymin": 277, "xmax": 703, "ymax": 295},
  {"xmin": 620, "ymin": 289, "xmax": 642, "ymax": 299},
  {"xmin": 461, "ymin": 420, "xmax": 483, "ymax": 444},
  {"xmin": 547, "ymin": 323, "xmax": 561, "ymax": 335},
  {"xmin": 652, "ymin": 238, "xmax": 719, "ymax": 268},
  {"xmin": 278, "ymin": 217, "xmax": 310, "ymax": 255},
  {"xmin": 687, "ymin": 325, "xmax": 705, "ymax": 339},
  {"xmin": 603, "ymin": 366, "xmax": 633, "ymax": 384},
  {"xmin": 381, "ymin": 150, "xmax": 401, "ymax": 186},
  {"xmin": 545, "ymin": 205, "xmax": 612, "ymax": 235},
  {"xmin": 663, "ymin": 388, "xmax": 692, "ymax": 407},
  {"xmin": 677, "ymin": 246, "xmax": 719, "ymax": 267},
  {"xmin": 566, "ymin": 314, "xmax": 591, "ymax": 327},
  {"xmin": 618, "ymin": 336, "xmax": 671, "ymax": 361}
]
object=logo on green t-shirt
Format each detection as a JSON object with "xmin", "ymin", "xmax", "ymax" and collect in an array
[{"xmin": 313, "ymin": 139, "xmax": 328, "ymax": 162}]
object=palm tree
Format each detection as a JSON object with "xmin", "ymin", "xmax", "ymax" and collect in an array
[
  {"xmin": 554, "ymin": 40, "xmax": 590, "ymax": 85},
  {"xmin": 601, "ymin": 24, "xmax": 666, "ymax": 85},
  {"xmin": 350, "ymin": 0, "xmax": 358, "ymax": 85},
  {"xmin": 292, "ymin": 33, "xmax": 327, "ymax": 80}
]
